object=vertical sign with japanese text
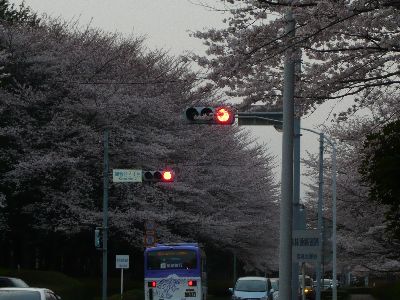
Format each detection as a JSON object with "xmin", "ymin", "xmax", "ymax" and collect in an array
[{"xmin": 292, "ymin": 229, "xmax": 320, "ymax": 262}]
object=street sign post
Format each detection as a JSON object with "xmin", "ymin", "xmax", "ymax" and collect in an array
[
  {"xmin": 144, "ymin": 221, "xmax": 156, "ymax": 231},
  {"xmin": 113, "ymin": 169, "xmax": 142, "ymax": 183},
  {"xmin": 292, "ymin": 230, "xmax": 320, "ymax": 263},
  {"xmin": 116, "ymin": 255, "xmax": 130, "ymax": 269},
  {"xmin": 144, "ymin": 221, "xmax": 157, "ymax": 248},
  {"xmin": 144, "ymin": 234, "xmax": 156, "ymax": 248},
  {"xmin": 116, "ymin": 255, "xmax": 130, "ymax": 300}
]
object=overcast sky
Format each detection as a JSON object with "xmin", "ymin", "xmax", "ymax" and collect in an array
[
  {"xmin": 10, "ymin": 0, "xmax": 344, "ymax": 199},
  {"xmin": 11, "ymin": 0, "xmax": 226, "ymax": 55}
]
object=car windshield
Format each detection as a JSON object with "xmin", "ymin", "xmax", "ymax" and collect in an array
[
  {"xmin": 323, "ymin": 279, "xmax": 332, "ymax": 285},
  {"xmin": 0, "ymin": 290, "xmax": 41, "ymax": 300},
  {"xmin": 0, "ymin": 278, "xmax": 28, "ymax": 288},
  {"xmin": 235, "ymin": 280, "xmax": 267, "ymax": 292},
  {"xmin": 10, "ymin": 279, "xmax": 29, "ymax": 288},
  {"xmin": 305, "ymin": 278, "xmax": 313, "ymax": 286},
  {"xmin": 270, "ymin": 280, "xmax": 278, "ymax": 291}
]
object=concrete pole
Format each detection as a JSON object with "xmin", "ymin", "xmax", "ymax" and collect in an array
[
  {"xmin": 301, "ymin": 263, "xmax": 306, "ymax": 300},
  {"xmin": 316, "ymin": 133, "xmax": 324, "ymax": 300},
  {"xmin": 102, "ymin": 129, "xmax": 109, "ymax": 300},
  {"xmin": 279, "ymin": 2, "xmax": 295, "ymax": 299},
  {"xmin": 292, "ymin": 118, "xmax": 301, "ymax": 300},
  {"xmin": 331, "ymin": 143, "xmax": 337, "ymax": 300}
]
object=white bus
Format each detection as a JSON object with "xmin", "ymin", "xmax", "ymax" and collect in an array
[{"xmin": 144, "ymin": 243, "xmax": 207, "ymax": 300}]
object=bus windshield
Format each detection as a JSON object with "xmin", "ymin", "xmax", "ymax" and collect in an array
[{"xmin": 147, "ymin": 249, "xmax": 197, "ymax": 270}]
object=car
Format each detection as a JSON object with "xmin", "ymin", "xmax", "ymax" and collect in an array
[
  {"xmin": 299, "ymin": 275, "xmax": 315, "ymax": 300},
  {"xmin": 229, "ymin": 276, "xmax": 274, "ymax": 300},
  {"xmin": 0, "ymin": 277, "xmax": 29, "ymax": 288},
  {"xmin": 269, "ymin": 278, "xmax": 279, "ymax": 300},
  {"xmin": 311, "ymin": 279, "xmax": 334, "ymax": 291},
  {"xmin": 322, "ymin": 279, "xmax": 332, "ymax": 291},
  {"xmin": 0, "ymin": 287, "xmax": 61, "ymax": 300}
]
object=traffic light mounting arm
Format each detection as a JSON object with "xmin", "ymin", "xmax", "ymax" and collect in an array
[
  {"xmin": 184, "ymin": 107, "xmax": 283, "ymax": 126},
  {"xmin": 237, "ymin": 112, "xmax": 283, "ymax": 128}
]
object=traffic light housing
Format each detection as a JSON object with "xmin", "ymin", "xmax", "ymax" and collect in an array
[
  {"xmin": 94, "ymin": 228, "xmax": 102, "ymax": 249},
  {"xmin": 185, "ymin": 106, "xmax": 235, "ymax": 125},
  {"xmin": 142, "ymin": 170, "xmax": 175, "ymax": 182}
]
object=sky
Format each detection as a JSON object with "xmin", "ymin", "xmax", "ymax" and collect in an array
[
  {"xmin": 10, "ymin": 0, "xmax": 344, "ymax": 199},
  {"xmin": 11, "ymin": 0, "xmax": 225, "ymax": 55}
]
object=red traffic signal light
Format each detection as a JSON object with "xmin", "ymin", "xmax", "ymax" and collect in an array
[
  {"xmin": 143, "ymin": 170, "xmax": 175, "ymax": 182},
  {"xmin": 185, "ymin": 106, "xmax": 235, "ymax": 125},
  {"xmin": 215, "ymin": 107, "xmax": 235, "ymax": 125},
  {"xmin": 162, "ymin": 170, "xmax": 174, "ymax": 182}
]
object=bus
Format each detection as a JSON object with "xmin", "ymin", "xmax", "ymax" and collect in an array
[{"xmin": 144, "ymin": 243, "xmax": 207, "ymax": 300}]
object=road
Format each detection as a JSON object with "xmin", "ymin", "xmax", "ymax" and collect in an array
[{"xmin": 349, "ymin": 295, "xmax": 377, "ymax": 300}]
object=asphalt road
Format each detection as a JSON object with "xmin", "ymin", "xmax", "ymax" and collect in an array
[{"xmin": 349, "ymin": 295, "xmax": 377, "ymax": 300}]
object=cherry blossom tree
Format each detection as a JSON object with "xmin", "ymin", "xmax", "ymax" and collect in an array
[
  {"xmin": 192, "ymin": 0, "xmax": 400, "ymax": 112},
  {"xmin": 303, "ymin": 88, "xmax": 400, "ymax": 274},
  {"xmin": 0, "ymin": 16, "xmax": 279, "ymax": 270},
  {"xmin": 0, "ymin": 0, "xmax": 40, "ymax": 26},
  {"xmin": 193, "ymin": 0, "xmax": 400, "ymax": 274}
]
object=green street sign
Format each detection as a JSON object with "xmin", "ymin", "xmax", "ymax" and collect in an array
[{"xmin": 113, "ymin": 169, "xmax": 142, "ymax": 183}]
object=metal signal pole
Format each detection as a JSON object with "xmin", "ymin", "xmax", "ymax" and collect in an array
[
  {"xmin": 102, "ymin": 129, "xmax": 109, "ymax": 300},
  {"xmin": 279, "ymin": 2, "xmax": 296, "ymax": 299},
  {"xmin": 316, "ymin": 133, "xmax": 324, "ymax": 300},
  {"xmin": 292, "ymin": 118, "xmax": 301, "ymax": 300}
]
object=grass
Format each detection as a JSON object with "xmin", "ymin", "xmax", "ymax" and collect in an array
[
  {"xmin": 207, "ymin": 279, "xmax": 233, "ymax": 297},
  {"xmin": 371, "ymin": 281, "xmax": 400, "ymax": 300},
  {"xmin": 0, "ymin": 267, "xmax": 143, "ymax": 300},
  {"xmin": 0, "ymin": 267, "xmax": 90, "ymax": 300},
  {"xmin": 207, "ymin": 295, "xmax": 230, "ymax": 300},
  {"xmin": 9, "ymin": 268, "xmax": 378, "ymax": 300},
  {"xmin": 321, "ymin": 289, "xmax": 350, "ymax": 300},
  {"xmin": 106, "ymin": 288, "xmax": 144, "ymax": 300}
]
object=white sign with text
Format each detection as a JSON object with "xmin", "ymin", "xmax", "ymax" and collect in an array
[
  {"xmin": 116, "ymin": 255, "xmax": 130, "ymax": 269},
  {"xmin": 113, "ymin": 169, "xmax": 142, "ymax": 183},
  {"xmin": 292, "ymin": 230, "xmax": 320, "ymax": 262}
]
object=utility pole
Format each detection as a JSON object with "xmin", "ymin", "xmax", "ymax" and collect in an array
[
  {"xmin": 292, "ymin": 118, "xmax": 301, "ymax": 300},
  {"xmin": 279, "ymin": 1, "xmax": 295, "ymax": 299},
  {"xmin": 102, "ymin": 129, "xmax": 109, "ymax": 300},
  {"xmin": 332, "ymin": 143, "xmax": 337, "ymax": 300},
  {"xmin": 316, "ymin": 133, "xmax": 324, "ymax": 300}
]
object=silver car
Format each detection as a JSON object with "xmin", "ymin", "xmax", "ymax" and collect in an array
[
  {"xmin": 0, "ymin": 287, "xmax": 61, "ymax": 300},
  {"xmin": 229, "ymin": 276, "xmax": 274, "ymax": 300},
  {"xmin": 0, "ymin": 277, "xmax": 29, "ymax": 288}
]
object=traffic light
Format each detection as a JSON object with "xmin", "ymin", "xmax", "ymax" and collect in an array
[
  {"xmin": 142, "ymin": 170, "xmax": 175, "ymax": 182},
  {"xmin": 185, "ymin": 106, "xmax": 235, "ymax": 125},
  {"xmin": 94, "ymin": 228, "xmax": 102, "ymax": 249}
]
